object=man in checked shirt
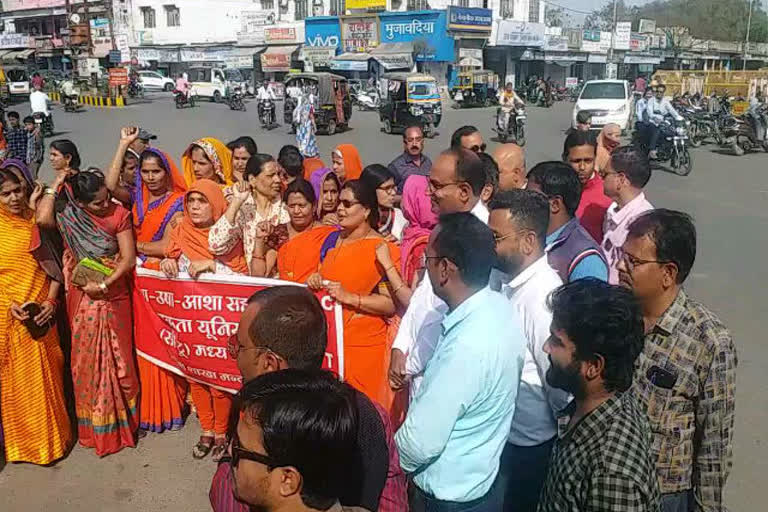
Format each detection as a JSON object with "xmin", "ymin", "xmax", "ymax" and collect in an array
[{"xmin": 619, "ymin": 209, "xmax": 737, "ymax": 512}]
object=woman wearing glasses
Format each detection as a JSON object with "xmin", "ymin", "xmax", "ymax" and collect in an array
[
  {"xmin": 307, "ymin": 180, "xmax": 399, "ymax": 407},
  {"xmin": 161, "ymin": 179, "xmax": 249, "ymax": 461},
  {"xmin": 360, "ymin": 164, "xmax": 406, "ymax": 242},
  {"xmin": 38, "ymin": 170, "xmax": 140, "ymax": 456}
]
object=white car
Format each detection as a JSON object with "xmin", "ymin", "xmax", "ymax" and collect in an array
[
  {"xmin": 138, "ymin": 70, "xmax": 175, "ymax": 92},
  {"xmin": 572, "ymin": 79, "xmax": 632, "ymax": 131},
  {"xmin": 6, "ymin": 68, "xmax": 30, "ymax": 97}
]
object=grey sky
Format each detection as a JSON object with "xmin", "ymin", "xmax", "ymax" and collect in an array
[{"xmin": 552, "ymin": 0, "xmax": 767, "ymax": 15}]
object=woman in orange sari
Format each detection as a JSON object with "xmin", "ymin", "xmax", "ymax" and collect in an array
[
  {"xmin": 308, "ymin": 179, "xmax": 399, "ymax": 406},
  {"xmin": 161, "ymin": 179, "xmax": 249, "ymax": 461},
  {"xmin": 0, "ymin": 169, "xmax": 72, "ymax": 465},
  {"xmin": 251, "ymin": 178, "xmax": 337, "ymax": 282},
  {"xmin": 308, "ymin": 143, "xmax": 362, "ymax": 187},
  {"xmin": 181, "ymin": 137, "xmax": 234, "ymax": 187}
]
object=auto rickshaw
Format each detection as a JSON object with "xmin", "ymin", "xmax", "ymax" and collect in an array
[
  {"xmin": 283, "ymin": 72, "xmax": 352, "ymax": 135},
  {"xmin": 451, "ymin": 69, "xmax": 500, "ymax": 108},
  {"xmin": 378, "ymin": 73, "xmax": 442, "ymax": 138}
]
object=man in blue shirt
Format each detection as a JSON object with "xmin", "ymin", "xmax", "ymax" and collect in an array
[
  {"xmin": 395, "ymin": 212, "xmax": 526, "ymax": 511},
  {"xmin": 526, "ymin": 162, "xmax": 608, "ymax": 282},
  {"xmin": 634, "ymin": 88, "xmax": 653, "ymax": 149}
]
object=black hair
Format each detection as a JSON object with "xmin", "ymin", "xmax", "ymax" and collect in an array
[
  {"xmin": 478, "ymin": 152, "xmax": 499, "ymax": 194},
  {"xmin": 360, "ymin": 164, "xmax": 395, "ymax": 190},
  {"xmin": 236, "ymin": 369, "xmax": 357, "ymax": 510},
  {"xmin": 244, "ymin": 153, "xmax": 276, "ymax": 180},
  {"xmin": 7, "ymin": 111, "xmax": 19, "ymax": 120},
  {"xmin": 450, "ymin": 125, "xmax": 480, "ymax": 150},
  {"xmin": 548, "ymin": 278, "xmax": 644, "ymax": 393},
  {"xmin": 433, "ymin": 212, "xmax": 495, "ymax": 288},
  {"xmin": 283, "ymin": 178, "xmax": 316, "ymax": 205},
  {"xmin": 278, "ymin": 146, "xmax": 304, "ymax": 178},
  {"xmin": 441, "ymin": 148, "xmax": 486, "ymax": 196},
  {"xmin": 246, "ymin": 286, "xmax": 327, "ymax": 369},
  {"xmin": 50, "ymin": 139, "xmax": 81, "ymax": 170},
  {"xmin": 342, "ymin": 179, "xmax": 379, "ymax": 229},
  {"xmin": 576, "ymin": 110, "xmax": 592, "ymax": 125},
  {"xmin": 489, "ymin": 189, "xmax": 550, "ymax": 249},
  {"xmin": 610, "ymin": 146, "xmax": 651, "ymax": 188},
  {"xmin": 526, "ymin": 161, "xmax": 582, "ymax": 217},
  {"xmin": 22, "ymin": 115, "xmax": 34, "ymax": 124},
  {"xmin": 562, "ymin": 130, "xmax": 597, "ymax": 161},
  {"xmin": 227, "ymin": 136, "xmax": 258, "ymax": 156},
  {"xmin": 68, "ymin": 170, "xmax": 106, "ymax": 203},
  {"xmin": 627, "ymin": 209, "xmax": 696, "ymax": 284},
  {"xmin": 402, "ymin": 124, "xmax": 423, "ymax": 139},
  {"xmin": 140, "ymin": 150, "xmax": 169, "ymax": 173},
  {"xmin": 0, "ymin": 168, "xmax": 22, "ymax": 187}
]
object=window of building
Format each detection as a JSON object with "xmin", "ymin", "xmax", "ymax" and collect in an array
[
  {"xmin": 452, "ymin": 0, "xmax": 469, "ymax": 7},
  {"xmin": 261, "ymin": 0, "xmax": 275, "ymax": 9},
  {"xmin": 295, "ymin": 0, "xmax": 308, "ymax": 20},
  {"xmin": 165, "ymin": 5, "xmax": 180, "ymax": 27},
  {"xmin": 141, "ymin": 7, "xmax": 156, "ymax": 29},
  {"xmin": 330, "ymin": 0, "xmax": 345, "ymax": 16},
  {"xmin": 528, "ymin": 0, "xmax": 540, "ymax": 23},
  {"xmin": 500, "ymin": 0, "xmax": 513, "ymax": 18},
  {"xmin": 407, "ymin": 0, "xmax": 429, "ymax": 10}
]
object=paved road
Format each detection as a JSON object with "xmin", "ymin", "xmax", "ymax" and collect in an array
[{"xmin": 1, "ymin": 93, "xmax": 765, "ymax": 511}]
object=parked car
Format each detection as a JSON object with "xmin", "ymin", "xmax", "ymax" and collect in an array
[
  {"xmin": 139, "ymin": 70, "xmax": 175, "ymax": 92},
  {"xmin": 5, "ymin": 67, "xmax": 30, "ymax": 97},
  {"xmin": 572, "ymin": 79, "xmax": 632, "ymax": 131}
]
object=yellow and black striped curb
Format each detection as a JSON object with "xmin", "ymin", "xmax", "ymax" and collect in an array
[{"xmin": 49, "ymin": 91, "xmax": 126, "ymax": 108}]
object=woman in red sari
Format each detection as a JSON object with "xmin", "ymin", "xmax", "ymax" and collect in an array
[
  {"xmin": 161, "ymin": 179, "xmax": 249, "ymax": 461},
  {"xmin": 308, "ymin": 179, "xmax": 399, "ymax": 406},
  {"xmin": 250, "ymin": 178, "xmax": 337, "ymax": 281},
  {"xmin": 41, "ymin": 170, "xmax": 140, "ymax": 456}
]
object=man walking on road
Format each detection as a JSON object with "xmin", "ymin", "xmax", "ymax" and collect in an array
[
  {"xmin": 388, "ymin": 124, "xmax": 432, "ymax": 195},
  {"xmin": 488, "ymin": 189, "xmax": 569, "ymax": 512},
  {"xmin": 619, "ymin": 209, "xmax": 737, "ymax": 512}
]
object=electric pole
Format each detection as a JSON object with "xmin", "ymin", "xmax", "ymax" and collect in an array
[{"xmin": 743, "ymin": 0, "xmax": 754, "ymax": 71}]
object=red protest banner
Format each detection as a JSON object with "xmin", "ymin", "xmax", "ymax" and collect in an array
[{"xmin": 133, "ymin": 268, "xmax": 344, "ymax": 393}]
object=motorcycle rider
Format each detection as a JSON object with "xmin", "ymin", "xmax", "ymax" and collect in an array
[
  {"xmin": 29, "ymin": 84, "xmax": 53, "ymax": 132},
  {"xmin": 256, "ymin": 81, "xmax": 277, "ymax": 123},
  {"xmin": 634, "ymin": 88, "xmax": 654, "ymax": 148},
  {"xmin": 497, "ymin": 82, "xmax": 524, "ymax": 135},
  {"xmin": 175, "ymin": 72, "xmax": 191, "ymax": 101},
  {"xmin": 646, "ymin": 85, "xmax": 683, "ymax": 159},
  {"xmin": 60, "ymin": 77, "xmax": 79, "ymax": 108},
  {"xmin": 748, "ymin": 88, "xmax": 767, "ymax": 142}
]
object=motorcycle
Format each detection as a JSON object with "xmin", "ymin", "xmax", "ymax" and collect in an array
[
  {"xmin": 724, "ymin": 107, "xmax": 768, "ymax": 156},
  {"xmin": 174, "ymin": 90, "xmax": 195, "ymax": 109},
  {"xmin": 259, "ymin": 98, "xmax": 276, "ymax": 129},
  {"xmin": 494, "ymin": 106, "xmax": 526, "ymax": 146},
  {"xmin": 127, "ymin": 80, "xmax": 144, "ymax": 99},
  {"xmin": 356, "ymin": 88, "xmax": 380, "ymax": 111},
  {"xmin": 634, "ymin": 117, "xmax": 693, "ymax": 176},
  {"xmin": 229, "ymin": 86, "xmax": 246, "ymax": 111},
  {"xmin": 32, "ymin": 111, "xmax": 54, "ymax": 137}
]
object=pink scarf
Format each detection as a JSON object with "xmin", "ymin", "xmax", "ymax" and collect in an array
[{"xmin": 400, "ymin": 175, "xmax": 438, "ymax": 277}]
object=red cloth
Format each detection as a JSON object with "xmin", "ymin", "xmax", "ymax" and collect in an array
[{"xmin": 575, "ymin": 173, "xmax": 612, "ymax": 243}]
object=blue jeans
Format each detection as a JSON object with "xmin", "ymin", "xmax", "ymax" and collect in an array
[
  {"xmin": 411, "ymin": 477, "xmax": 502, "ymax": 512},
  {"xmin": 648, "ymin": 123, "xmax": 661, "ymax": 151},
  {"xmin": 498, "ymin": 438, "xmax": 556, "ymax": 512},
  {"xmin": 660, "ymin": 490, "xmax": 693, "ymax": 512}
]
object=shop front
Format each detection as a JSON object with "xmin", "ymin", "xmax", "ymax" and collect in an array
[
  {"xmin": 447, "ymin": 6, "xmax": 492, "ymax": 80},
  {"xmin": 488, "ymin": 20, "xmax": 546, "ymax": 87},
  {"xmin": 257, "ymin": 23, "xmax": 304, "ymax": 81}
]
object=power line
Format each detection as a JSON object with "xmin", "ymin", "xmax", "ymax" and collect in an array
[{"xmin": 545, "ymin": 0, "xmax": 596, "ymax": 16}]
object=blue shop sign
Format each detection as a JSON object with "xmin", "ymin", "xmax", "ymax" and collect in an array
[
  {"xmin": 305, "ymin": 17, "xmax": 342, "ymax": 51},
  {"xmin": 378, "ymin": 10, "xmax": 454, "ymax": 62},
  {"xmin": 447, "ymin": 7, "xmax": 492, "ymax": 33}
]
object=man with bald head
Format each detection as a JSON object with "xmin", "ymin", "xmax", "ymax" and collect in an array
[{"xmin": 493, "ymin": 143, "xmax": 527, "ymax": 191}]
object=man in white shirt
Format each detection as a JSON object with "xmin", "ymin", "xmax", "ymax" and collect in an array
[
  {"xmin": 488, "ymin": 189, "xmax": 571, "ymax": 512},
  {"xmin": 256, "ymin": 81, "xmax": 277, "ymax": 101},
  {"xmin": 29, "ymin": 85, "xmax": 50, "ymax": 117},
  {"xmin": 645, "ymin": 85, "xmax": 683, "ymax": 159},
  {"xmin": 389, "ymin": 148, "xmax": 489, "ymax": 398}
]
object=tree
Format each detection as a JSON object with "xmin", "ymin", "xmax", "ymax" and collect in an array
[
  {"xmin": 545, "ymin": 5, "xmax": 564, "ymax": 27},
  {"xmin": 584, "ymin": 0, "xmax": 640, "ymax": 31}
]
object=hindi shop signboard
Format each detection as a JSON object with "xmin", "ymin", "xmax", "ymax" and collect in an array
[
  {"xmin": 133, "ymin": 269, "xmax": 345, "ymax": 393},
  {"xmin": 614, "ymin": 22, "xmax": 631, "ymax": 50},
  {"xmin": 108, "ymin": 67, "xmax": 129, "ymax": 86},
  {"xmin": 378, "ymin": 11, "xmax": 453, "ymax": 62},
  {"xmin": 447, "ymin": 6, "xmax": 492, "ymax": 33},
  {"xmin": 495, "ymin": 20, "xmax": 546, "ymax": 48},
  {"xmin": 341, "ymin": 16, "xmax": 379, "ymax": 53},
  {"xmin": 265, "ymin": 27, "xmax": 298, "ymax": 43}
]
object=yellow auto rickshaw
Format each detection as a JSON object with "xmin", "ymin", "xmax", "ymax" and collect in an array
[{"xmin": 451, "ymin": 69, "xmax": 500, "ymax": 108}]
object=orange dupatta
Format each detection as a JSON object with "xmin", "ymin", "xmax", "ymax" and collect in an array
[
  {"xmin": 181, "ymin": 137, "xmax": 234, "ymax": 187},
  {"xmin": 333, "ymin": 144, "xmax": 363, "ymax": 181},
  {"xmin": 165, "ymin": 179, "xmax": 248, "ymax": 274},
  {"xmin": 276, "ymin": 225, "xmax": 337, "ymax": 283}
]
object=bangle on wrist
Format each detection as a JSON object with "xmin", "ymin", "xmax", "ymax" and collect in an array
[
  {"xmin": 391, "ymin": 283, "xmax": 404, "ymax": 294},
  {"xmin": 384, "ymin": 265, "xmax": 394, "ymax": 273},
  {"xmin": 252, "ymin": 255, "xmax": 266, "ymax": 261}
]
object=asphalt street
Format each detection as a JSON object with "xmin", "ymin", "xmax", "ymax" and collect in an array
[{"xmin": 0, "ymin": 92, "xmax": 765, "ymax": 511}]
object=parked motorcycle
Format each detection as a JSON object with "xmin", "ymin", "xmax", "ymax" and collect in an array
[
  {"xmin": 229, "ymin": 86, "xmax": 246, "ymax": 111},
  {"xmin": 259, "ymin": 98, "xmax": 276, "ymax": 129},
  {"xmin": 356, "ymin": 88, "xmax": 380, "ymax": 111},
  {"xmin": 494, "ymin": 107, "xmax": 526, "ymax": 146},
  {"xmin": 174, "ymin": 90, "xmax": 196, "ymax": 109},
  {"xmin": 32, "ymin": 111, "xmax": 54, "ymax": 137},
  {"xmin": 634, "ymin": 117, "xmax": 693, "ymax": 176},
  {"xmin": 724, "ymin": 107, "xmax": 768, "ymax": 156}
]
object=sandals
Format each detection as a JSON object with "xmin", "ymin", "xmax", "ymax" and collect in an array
[
  {"xmin": 192, "ymin": 435, "xmax": 215, "ymax": 459},
  {"xmin": 211, "ymin": 437, "xmax": 228, "ymax": 462}
]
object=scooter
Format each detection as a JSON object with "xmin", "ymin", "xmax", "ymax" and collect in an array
[
  {"xmin": 356, "ymin": 89, "xmax": 380, "ymax": 111},
  {"xmin": 724, "ymin": 108, "xmax": 768, "ymax": 156},
  {"xmin": 229, "ymin": 86, "xmax": 246, "ymax": 111},
  {"xmin": 32, "ymin": 111, "xmax": 54, "ymax": 137},
  {"xmin": 494, "ymin": 107, "xmax": 526, "ymax": 146},
  {"xmin": 259, "ymin": 98, "xmax": 276, "ymax": 129},
  {"xmin": 174, "ymin": 90, "xmax": 195, "ymax": 109}
]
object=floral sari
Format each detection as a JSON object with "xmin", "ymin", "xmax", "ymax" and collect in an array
[{"xmin": 182, "ymin": 137, "xmax": 234, "ymax": 187}]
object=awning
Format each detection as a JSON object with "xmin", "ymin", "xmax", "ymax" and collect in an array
[
  {"xmin": 623, "ymin": 55, "xmax": 661, "ymax": 65},
  {"xmin": 227, "ymin": 46, "xmax": 265, "ymax": 68},
  {"xmin": 15, "ymin": 49, "xmax": 35, "ymax": 59},
  {"xmin": 331, "ymin": 52, "xmax": 371, "ymax": 71},
  {"xmin": 300, "ymin": 46, "xmax": 336, "ymax": 67},
  {"xmin": 370, "ymin": 42, "xmax": 413, "ymax": 71},
  {"xmin": 0, "ymin": 49, "xmax": 32, "ymax": 62},
  {"xmin": 261, "ymin": 45, "xmax": 298, "ymax": 72},
  {"xmin": 458, "ymin": 56, "xmax": 483, "ymax": 67},
  {"xmin": 587, "ymin": 54, "xmax": 607, "ymax": 64}
]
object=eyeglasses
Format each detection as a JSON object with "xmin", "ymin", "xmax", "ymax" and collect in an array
[
  {"xmin": 421, "ymin": 254, "xmax": 443, "ymax": 267},
  {"xmin": 618, "ymin": 247, "xmax": 670, "ymax": 271},
  {"xmin": 338, "ymin": 199, "xmax": 360, "ymax": 209},
  {"xmin": 226, "ymin": 334, "xmax": 267, "ymax": 360},
  {"xmin": 230, "ymin": 434, "xmax": 281, "ymax": 468},
  {"xmin": 597, "ymin": 168, "xmax": 620, "ymax": 180},
  {"xmin": 378, "ymin": 183, "xmax": 397, "ymax": 194},
  {"xmin": 492, "ymin": 231, "xmax": 518, "ymax": 245},
  {"xmin": 468, "ymin": 143, "xmax": 487, "ymax": 153},
  {"xmin": 427, "ymin": 180, "xmax": 465, "ymax": 193},
  {"xmin": 404, "ymin": 136, "xmax": 424, "ymax": 143}
]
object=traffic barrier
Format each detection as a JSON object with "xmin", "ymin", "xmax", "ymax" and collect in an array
[{"xmin": 48, "ymin": 91, "xmax": 126, "ymax": 108}]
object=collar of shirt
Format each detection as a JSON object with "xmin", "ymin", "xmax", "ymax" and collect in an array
[
  {"xmin": 470, "ymin": 199, "xmax": 489, "ymax": 224},
  {"xmin": 545, "ymin": 217, "xmax": 577, "ymax": 246},
  {"xmin": 501, "ymin": 254, "xmax": 551, "ymax": 295},
  {"xmin": 441, "ymin": 287, "xmax": 492, "ymax": 338},
  {"xmin": 400, "ymin": 151, "xmax": 426, "ymax": 166},
  {"xmin": 605, "ymin": 192, "xmax": 649, "ymax": 228},
  {"xmin": 557, "ymin": 393, "xmax": 620, "ymax": 442},
  {"xmin": 584, "ymin": 172, "xmax": 603, "ymax": 191},
  {"xmin": 650, "ymin": 288, "xmax": 688, "ymax": 336}
]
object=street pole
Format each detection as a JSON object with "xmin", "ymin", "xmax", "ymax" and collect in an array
[
  {"xmin": 744, "ymin": 0, "xmax": 754, "ymax": 71},
  {"xmin": 608, "ymin": 0, "xmax": 618, "ymax": 78}
]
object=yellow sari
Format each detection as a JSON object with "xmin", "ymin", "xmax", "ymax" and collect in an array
[{"xmin": 0, "ymin": 208, "xmax": 72, "ymax": 464}]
